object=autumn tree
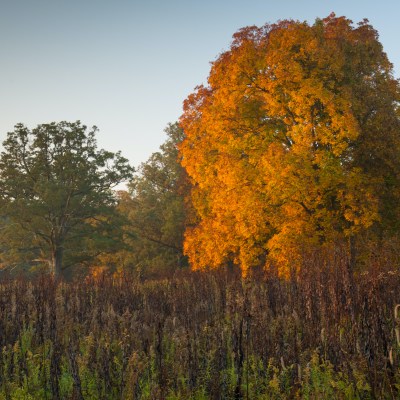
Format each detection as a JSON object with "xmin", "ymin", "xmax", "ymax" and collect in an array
[
  {"xmin": 180, "ymin": 14, "xmax": 400, "ymax": 275},
  {"xmin": 119, "ymin": 123, "xmax": 188, "ymax": 276},
  {"xmin": 0, "ymin": 121, "xmax": 133, "ymax": 277}
]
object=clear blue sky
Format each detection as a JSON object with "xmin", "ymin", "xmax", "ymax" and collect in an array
[{"xmin": 1, "ymin": 0, "xmax": 399, "ymax": 167}]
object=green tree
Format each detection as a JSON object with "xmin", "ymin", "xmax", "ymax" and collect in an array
[
  {"xmin": 0, "ymin": 121, "xmax": 133, "ymax": 277},
  {"xmin": 120, "ymin": 123, "xmax": 188, "ymax": 276}
]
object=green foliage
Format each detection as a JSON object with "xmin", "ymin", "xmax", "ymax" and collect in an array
[
  {"xmin": 301, "ymin": 352, "xmax": 372, "ymax": 399},
  {"xmin": 119, "ymin": 122, "xmax": 188, "ymax": 276},
  {"xmin": 0, "ymin": 121, "xmax": 133, "ymax": 277}
]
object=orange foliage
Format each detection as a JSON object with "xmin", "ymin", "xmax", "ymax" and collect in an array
[{"xmin": 180, "ymin": 14, "xmax": 400, "ymax": 275}]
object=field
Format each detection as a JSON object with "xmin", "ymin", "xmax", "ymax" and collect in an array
[
  {"xmin": 1, "ymin": 5, "xmax": 400, "ymax": 400},
  {"xmin": 0, "ymin": 247, "xmax": 399, "ymax": 399}
]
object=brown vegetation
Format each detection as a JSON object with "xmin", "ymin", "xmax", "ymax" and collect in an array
[{"xmin": 0, "ymin": 245, "xmax": 399, "ymax": 398}]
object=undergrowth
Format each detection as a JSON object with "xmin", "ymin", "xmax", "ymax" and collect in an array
[{"xmin": 0, "ymin": 246, "xmax": 399, "ymax": 399}]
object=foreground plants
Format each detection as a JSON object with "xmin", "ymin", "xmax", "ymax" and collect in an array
[{"xmin": 0, "ymin": 248, "xmax": 399, "ymax": 399}]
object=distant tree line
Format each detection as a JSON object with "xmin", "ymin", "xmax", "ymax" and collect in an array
[
  {"xmin": 1, "ymin": 14, "xmax": 400, "ymax": 279},
  {"xmin": 0, "ymin": 121, "xmax": 187, "ymax": 279}
]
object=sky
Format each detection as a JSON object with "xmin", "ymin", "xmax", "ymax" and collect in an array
[{"xmin": 1, "ymin": 0, "xmax": 399, "ymax": 168}]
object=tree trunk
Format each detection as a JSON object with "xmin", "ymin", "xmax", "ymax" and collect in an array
[{"xmin": 51, "ymin": 246, "xmax": 64, "ymax": 279}]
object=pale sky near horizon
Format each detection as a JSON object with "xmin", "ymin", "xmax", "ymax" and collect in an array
[{"xmin": 1, "ymin": 0, "xmax": 399, "ymax": 168}]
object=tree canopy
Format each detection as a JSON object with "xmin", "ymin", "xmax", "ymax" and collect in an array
[
  {"xmin": 179, "ymin": 14, "xmax": 400, "ymax": 275},
  {"xmin": 0, "ymin": 121, "xmax": 133, "ymax": 277},
  {"xmin": 118, "ymin": 123, "xmax": 188, "ymax": 276}
]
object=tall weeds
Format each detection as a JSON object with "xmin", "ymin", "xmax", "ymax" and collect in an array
[{"xmin": 0, "ymin": 244, "xmax": 399, "ymax": 398}]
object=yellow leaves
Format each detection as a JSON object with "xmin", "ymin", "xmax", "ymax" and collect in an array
[{"xmin": 179, "ymin": 14, "xmax": 399, "ymax": 276}]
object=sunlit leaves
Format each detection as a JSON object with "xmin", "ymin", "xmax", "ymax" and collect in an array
[{"xmin": 180, "ymin": 14, "xmax": 400, "ymax": 275}]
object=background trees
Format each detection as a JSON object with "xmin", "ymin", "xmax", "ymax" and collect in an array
[
  {"xmin": 119, "ymin": 123, "xmax": 188, "ymax": 277},
  {"xmin": 0, "ymin": 15, "xmax": 398, "ymax": 280},
  {"xmin": 0, "ymin": 121, "xmax": 133, "ymax": 277},
  {"xmin": 180, "ymin": 14, "xmax": 400, "ymax": 275}
]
